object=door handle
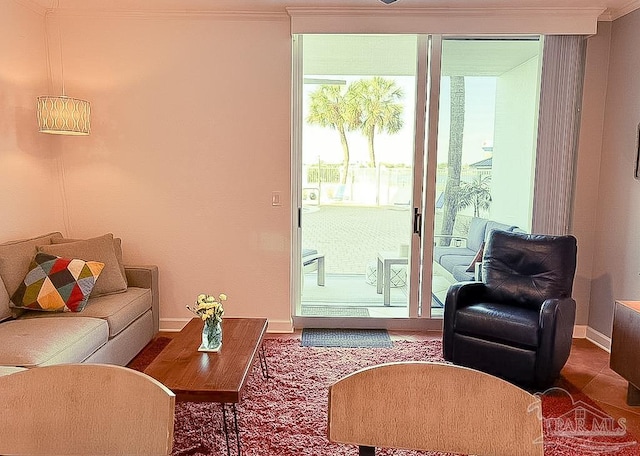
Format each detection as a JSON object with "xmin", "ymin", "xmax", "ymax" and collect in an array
[{"xmin": 413, "ymin": 208, "xmax": 422, "ymax": 236}]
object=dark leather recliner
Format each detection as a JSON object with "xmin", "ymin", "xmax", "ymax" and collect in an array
[{"xmin": 443, "ymin": 230, "xmax": 577, "ymax": 389}]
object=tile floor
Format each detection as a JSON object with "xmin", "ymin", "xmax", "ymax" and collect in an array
[{"xmin": 264, "ymin": 331, "xmax": 640, "ymax": 439}]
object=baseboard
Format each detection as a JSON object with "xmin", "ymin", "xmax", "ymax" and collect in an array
[
  {"xmin": 266, "ymin": 319, "xmax": 294, "ymax": 333},
  {"xmin": 159, "ymin": 318, "xmax": 190, "ymax": 332},
  {"xmin": 160, "ymin": 318, "xmax": 294, "ymax": 333},
  {"xmin": 586, "ymin": 326, "xmax": 612, "ymax": 352},
  {"xmin": 573, "ymin": 325, "xmax": 587, "ymax": 338}
]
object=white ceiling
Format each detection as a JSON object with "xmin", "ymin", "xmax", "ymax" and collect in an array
[{"xmin": 25, "ymin": 0, "xmax": 640, "ymax": 21}]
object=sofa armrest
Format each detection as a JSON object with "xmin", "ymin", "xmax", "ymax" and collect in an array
[
  {"xmin": 433, "ymin": 234, "xmax": 467, "ymax": 248},
  {"xmin": 125, "ymin": 265, "xmax": 159, "ymax": 334}
]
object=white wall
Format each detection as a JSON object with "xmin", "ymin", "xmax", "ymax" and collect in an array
[
  {"xmin": 53, "ymin": 12, "xmax": 293, "ymax": 331},
  {"xmin": 586, "ymin": 11, "xmax": 640, "ymax": 338},
  {"xmin": 490, "ymin": 56, "xmax": 540, "ymax": 232},
  {"xmin": 572, "ymin": 23, "xmax": 611, "ymax": 329},
  {"xmin": 0, "ymin": 2, "xmax": 66, "ymax": 240}
]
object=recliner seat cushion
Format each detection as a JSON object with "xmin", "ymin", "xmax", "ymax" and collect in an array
[{"xmin": 455, "ymin": 302, "xmax": 540, "ymax": 347}]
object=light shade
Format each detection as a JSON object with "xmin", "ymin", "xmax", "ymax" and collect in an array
[{"xmin": 37, "ymin": 96, "xmax": 91, "ymax": 135}]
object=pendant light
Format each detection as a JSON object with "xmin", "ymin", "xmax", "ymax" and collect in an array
[{"xmin": 37, "ymin": 7, "xmax": 91, "ymax": 136}]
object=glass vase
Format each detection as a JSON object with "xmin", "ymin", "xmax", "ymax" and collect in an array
[{"xmin": 199, "ymin": 318, "xmax": 222, "ymax": 352}]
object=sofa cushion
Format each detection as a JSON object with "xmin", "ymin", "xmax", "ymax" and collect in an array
[
  {"xmin": 0, "ymin": 317, "xmax": 108, "ymax": 367},
  {"xmin": 52, "ymin": 236, "xmax": 127, "ymax": 289},
  {"xmin": 19, "ymin": 287, "xmax": 152, "ymax": 338},
  {"xmin": 38, "ymin": 233, "xmax": 127, "ymax": 297},
  {"xmin": 484, "ymin": 220, "xmax": 517, "ymax": 243},
  {"xmin": 440, "ymin": 254, "xmax": 476, "ymax": 275},
  {"xmin": 466, "ymin": 218, "xmax": 489, "ymax": 252},
  {"xmin": 0, "ymin": 366, "xmax": 27, "ymax": 377},
  {"xmin": 0, "ymin": 232, "xmax": 63, "ymax": 298},
  {"xmin": 433, "ymin": 246, "xmax": 475, "ymax": 264},
  {"xmin": 452, "ymin": 265, "xmax": 475, "ymax": 282},
  {"xmin": 0, "ymin": 280, "xmax": 10, "ymax": 323},
  {"xmin": 10, "ymin": 253, "xmax": 104, "ymax": 313},
  {"xmin": 465, "ymin": 242, "xmax": 484, "ymax": 272}
]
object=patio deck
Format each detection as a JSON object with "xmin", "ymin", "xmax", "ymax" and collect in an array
[
  {"xmin": 300, "ymin": 204, "xmax": 455, "ymax": 320},
  {"xmin": 301, "ymin": 272, "xmax": 447, "ymax": 319}
]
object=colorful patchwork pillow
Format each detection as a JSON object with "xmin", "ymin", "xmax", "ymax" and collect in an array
[
  {"xmin": 10, "ymin": 253, "xmax": 104, "ymax": 312},
  {"xmin": 38, "ymin": 233, "xmax": 127, "ymax": 297}
]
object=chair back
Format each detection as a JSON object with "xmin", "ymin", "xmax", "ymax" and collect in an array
[
  {"xmin": 0, "ymin": 363, "xmax": 175, "ymax": 455},
  {"xmin": 482, "ymin": 230, "xmax": 577, "ymax": 310},
  {"xmin": 328, "ymin": 362, "xmax": 543, "ymax": 456}
]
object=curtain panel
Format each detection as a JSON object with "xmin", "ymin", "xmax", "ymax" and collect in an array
[{"xmin": 532, "ymin": 35, "xmax": 587, "ymax": 235}]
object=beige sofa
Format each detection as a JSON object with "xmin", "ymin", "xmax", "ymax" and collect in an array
[{"xmin": 0, "ymin": 232, "xmax": 158, "ymax": 374}]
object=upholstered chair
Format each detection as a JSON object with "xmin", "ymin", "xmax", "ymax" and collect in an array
[{"xmin": 443, "ymin": 230, "xmax": 577, "ymax": 388}]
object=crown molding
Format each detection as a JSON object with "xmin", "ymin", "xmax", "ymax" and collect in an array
[
  {"xmin": 287, "ymin": 6, "xmax": 605, "ymax": 35},
  {"xmin": 598, "ymin": 9, "xmax": 615, "ymax": 20},
  {"xmin": 605, "ymin": 0, "xmax": 640, "ymax": 20},
  {"xmin": 49, "ymin": 8, "xmax": 289, "ymax": 21},
  {"xmin": 12, "ymin": 0, "xmax": 48, "ymax": 16},
  {"xmin": 286, "ymin": 6, "xmax": 606, "ymax": 17}
]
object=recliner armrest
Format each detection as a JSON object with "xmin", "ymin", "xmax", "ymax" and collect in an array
[
  {"xmin": 443, "ymin": 281, "xmax": 489, "ymax": 360},
  {"xmin": 535, "ymin": 297, "xmax": 576, "ymax": 387},
  {"xmin": 125, "ymin": 265, "xmax": 159, "ymax": 335}
]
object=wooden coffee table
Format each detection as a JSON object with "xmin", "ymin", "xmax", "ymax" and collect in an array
[{"xmin": 144, "ymin": 317, "xmax": 269, "ymax": 455}]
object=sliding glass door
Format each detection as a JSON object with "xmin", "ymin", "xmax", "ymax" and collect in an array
[
  {"xmin": 297, "ymin": 35, "xmax": 420, "ymax": 320},
  {"xmin": 292, "ymin": 34, "xmax": 543, "ymax": 327},
  {"xmin": 430, "ymin": 38, "xmax": 542, "ymax": 317}
]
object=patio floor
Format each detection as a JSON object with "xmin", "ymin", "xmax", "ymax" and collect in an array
[
  {"xmin": 300, "ymin": 204, "xmax": 455, "ymax": 320},
  {"xmin": 300, "ymin": 271, "xmax": 447, "ymax": 319}
]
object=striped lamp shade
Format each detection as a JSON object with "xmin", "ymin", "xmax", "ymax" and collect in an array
[{"xmin": 37, "ymin": 95, "xmax": 91, "ymax": 135}]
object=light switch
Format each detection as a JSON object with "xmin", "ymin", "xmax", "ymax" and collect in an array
[{"xmin": 272, "ymin": 191, "xmax": 282, "ymax": 206}]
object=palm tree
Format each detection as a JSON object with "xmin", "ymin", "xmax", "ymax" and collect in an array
[
  {"xmin": 350, "ymin": 77, "xmax": 404, "ymax": 168},
  {"xmin": 307, "ymin": 85, "xmax": 358, "ymax": 185},
  {"xmin": 460, "ymin": 174, "xmax": 492, "ymax": 217},
  {"xmin": 439, "ymin": 76, "xmax": 465, "ymax": 246}
]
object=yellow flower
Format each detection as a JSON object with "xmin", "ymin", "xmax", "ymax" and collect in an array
[{"xmin": 187, "ymin": 292, "xmax": 228, "ymax": 324}]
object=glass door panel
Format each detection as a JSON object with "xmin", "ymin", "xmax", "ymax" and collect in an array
[
  {"xmin": 298, "ymin": 34, "xmax": 418, "ymax": 319},
  {"xmin": 430, "ymin": 38, "xmax": 542, "ymax": 317}
]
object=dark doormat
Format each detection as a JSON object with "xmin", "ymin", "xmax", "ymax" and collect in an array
[{"xmin": 301, "ymin": 328, "xmax": 392, "ymax": 348}]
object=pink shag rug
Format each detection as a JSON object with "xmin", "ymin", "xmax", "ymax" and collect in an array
[{"xmin": 130, "ymin": 338, "xmax": 638, "ymax": 456}]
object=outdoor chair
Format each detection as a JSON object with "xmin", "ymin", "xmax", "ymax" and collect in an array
[
  {"xmin": 0, "ymin": 363, "xmax": 175, "ymax": 455},
  {"xmin": 443, "ymin": 230, "xmax": 577, "ymax": 388},
  {"xmin": 303, "ymin": 248, "xmax": 325, "ymax": 286},
  {"xmin": 327, "ymin": 362, "xmax": 543, "ymax": 455}
]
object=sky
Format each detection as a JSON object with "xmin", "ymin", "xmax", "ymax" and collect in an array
[{"xmin": 302, "ymin": 75, "xmax": 497, "ymax": 167}]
